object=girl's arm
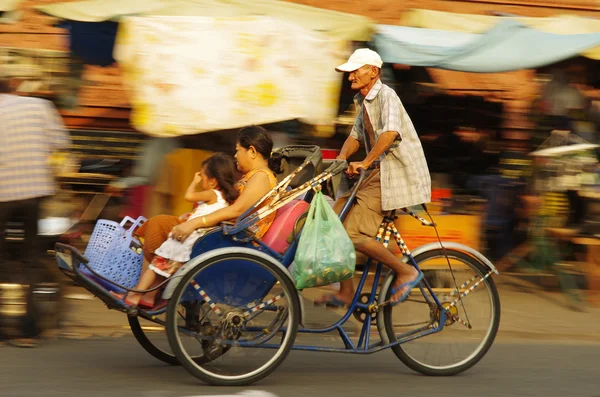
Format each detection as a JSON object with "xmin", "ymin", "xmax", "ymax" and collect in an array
[
  {"xmin": 184, "ymin": 172, "xmax": 217, "ymax": 203},
  {"xmin": 171, "ymin": 172, "xmax": 271, "ymax": 240},
  {"xmin": 185, "ymin": 189, "xmax": 217, "ymax": 204}
]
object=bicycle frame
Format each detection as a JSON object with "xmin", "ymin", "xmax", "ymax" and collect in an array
[
  {"xmin": 229, "ymin": 168, "xmax": 496, "ymax": 354},
  {"xmin": 243, "ymin": 221, "xmax": 445, "ymax": 354}
]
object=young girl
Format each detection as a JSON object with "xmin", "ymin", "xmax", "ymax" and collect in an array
[{"xmin": 112, "ymin": 152, "xmax": 239, "ymax": 308}]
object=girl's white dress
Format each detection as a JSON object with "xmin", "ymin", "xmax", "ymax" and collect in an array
[{"xmin": 154, "ymin": 190, "xmax": 228, "ymax": 264}]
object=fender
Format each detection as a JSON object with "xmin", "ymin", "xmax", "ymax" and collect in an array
[
  {"xmin": 161, "ymin": 247, "xmax": 305, "ymax": 326},
  {"xmin": 402, "ymin": 241, "xmax": 499, "ymax": 275}
]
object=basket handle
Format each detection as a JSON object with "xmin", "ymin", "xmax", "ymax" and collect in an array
[
  {"xmin": 119, "ymin": 216, "xmax": 137, "ymax": 230},
  {"xmin": 130, "ymin": 216, "xmax": 147, "ymax": 232},
  {"xmin": 126, "ymin": 216, "xmax": 147, "ymax": 247}
]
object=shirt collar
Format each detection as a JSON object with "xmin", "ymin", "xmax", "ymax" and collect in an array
[
  {"xmin": 365, "ymin": 79, "xmax": 383, "ymax": 101},
  {"xmin": 354, "ymin": 79, "xmax": 383, "ymax": 104}
]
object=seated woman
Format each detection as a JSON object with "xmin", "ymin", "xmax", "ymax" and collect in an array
[{"xmin": 131, "ymin": 125, "xmax": 280, "ymax": 307}]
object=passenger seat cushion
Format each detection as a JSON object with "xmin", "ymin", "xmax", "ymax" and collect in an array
[{"xmin": 261, "ymin": 200, "xmax": 310, "ymax": 254}]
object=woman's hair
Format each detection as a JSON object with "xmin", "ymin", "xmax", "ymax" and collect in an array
[
  {"xmin": 237, "ymin": 125, "xmax": 283, "ymax": 173},
  {"xmin": 202, "ymin": 153, "xmax": 240, "ymax": 204}
]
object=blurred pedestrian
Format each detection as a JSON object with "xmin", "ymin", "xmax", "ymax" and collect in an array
[{"xmin": 0, "ymin": 70, "xmax": 71, "ymax": 347}]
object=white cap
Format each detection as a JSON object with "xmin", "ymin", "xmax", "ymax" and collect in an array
[{"xmin": 335, "ymin": 48, "xmax": 383, "ymax": 72}]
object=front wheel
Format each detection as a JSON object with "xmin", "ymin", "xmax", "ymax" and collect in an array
[
  {"xmin": 378, "ymin": 248, "xmax": 501, "ymax": 376},
  {"xmin": 166, "ymin": 251, "xmax": 300, "ymax": 386}
]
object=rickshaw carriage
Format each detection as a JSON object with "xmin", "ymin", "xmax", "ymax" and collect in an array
[{"xmin": 55, "ymin": 145, "xmax": 500, "ymax": 386}]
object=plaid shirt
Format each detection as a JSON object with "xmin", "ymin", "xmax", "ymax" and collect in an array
[
  {"xmin": 350, "ymin": 80, "xmax": 431, "ymax": 211},
  {"xmin": 0, "ymin": 94, "xmax": 70, "ymax": 202}
]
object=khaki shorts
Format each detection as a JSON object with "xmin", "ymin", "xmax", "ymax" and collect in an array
[{"xmin": 334, "ymin": 169, "xmax": 386, "ymax": 247}]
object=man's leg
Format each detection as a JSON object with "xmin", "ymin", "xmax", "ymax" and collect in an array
[
  {"xmin": 315, "ymin": 170, "xmax": 420, "ymax": 305},
  {"xmin": 355, "ymin": 239, "xmax": 419, "ymax": 302},
  {"xmin": 314, "ymin": 194, "xmax": 356, "ymax": 305},
  {"xmin": 0, "ymin": 200, "xmax": 14, "ymax": 268},
  {"xmin": 315, "ymin": 171, "xmax": 379, "ymax": 306},
  {"xmin": 17, "ymin": 198, "xmax": 42, "ymax": 345},
  {"xmin": 0, "ymin": 200, "xmax": 13, "ymax": 344},
  {"xmin": 22, "ymin": 198, "xmax": 41, "ymax": 269},
  {"xmin": 334, "ymin": 223, "xmax": 418, "ymax": 301}
]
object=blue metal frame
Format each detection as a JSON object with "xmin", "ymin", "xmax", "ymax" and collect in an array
[
  {"xmin": 240, "ymin": 211, "xmax": 448, "ymax": 354},
  {"xmin": 55, "ymin": 165, "xmax": 458, "ymax": 355},
  {"xmin": 213, "ymin": 169, "xmax": 450, "ymax": 354}
]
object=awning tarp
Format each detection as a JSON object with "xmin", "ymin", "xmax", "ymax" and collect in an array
[
  {"xmin": 0, "ymin": 0, "xmax": 23, "ymax": 23},
  {"xmin": 374, "ymin": 20, "xmax": 600, "ymax": 73},
  {"xmin": 401, "ymin": 9, "xmax": 600, "ymax": 60},
  {"xmin": 0, "ymin": 0, "xmax": 21, "ymax": 11},
  {"xmin": 114, "ymin": 16, "xmax": 347, "ymax": 137},
  {"xmin": 35, "ymin": 0, "xmax": 374, "ymax": 41}
]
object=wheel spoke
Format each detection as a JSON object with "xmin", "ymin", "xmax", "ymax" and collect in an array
[
  {"xmin": 165, "ymin": 251, "xmax": 299, "ymax": 386},
  {"xmin": 379, "ymin": 249, "xmax": 500, "ymax": 376}
]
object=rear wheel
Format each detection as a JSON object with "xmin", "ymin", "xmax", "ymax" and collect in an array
[
  {"xmin": 379, "ymin": 249, "xmax": 500, "ymax": 376},
  {"xmin": 129, "ymin": 302, "xmax": 215, "ymax": 366},
  {"xmin": 128, "ymin": 315, "xmax": 179, "ymax": 365}
]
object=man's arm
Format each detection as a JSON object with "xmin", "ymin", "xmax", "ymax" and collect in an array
[
  {"xmin": 362, "ymin": 131, "xmax": 398, "ymax": 166},
  {"xmin": 337, "ymin": 136, "xmax": 360, "ymax": 160},
  {"xmin": 339, "ymin": 103, "xmax": 364, "ymax": 160},
  {"xmin": 348, "ymin": 131, "xmax": 398, "ymax": 175}
]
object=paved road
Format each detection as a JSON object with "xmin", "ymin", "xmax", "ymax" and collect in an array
[{"xmin": 1, "ymin": 336, "xmax": 598, "ymax": 397}]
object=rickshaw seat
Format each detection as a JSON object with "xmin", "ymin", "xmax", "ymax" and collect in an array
[{"xmin": 262, "ymin": 200, "xmax": 309, "ymax": 254}]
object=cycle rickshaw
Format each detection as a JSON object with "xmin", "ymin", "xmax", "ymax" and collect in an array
[{"xmin": 55, "ymin": 145, "xmax": 501, "ymax": 386}]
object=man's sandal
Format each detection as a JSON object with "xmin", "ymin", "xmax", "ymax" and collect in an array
[{"xmin": 390, "ymin": 271, "xmax": 424, "ymax": 304}]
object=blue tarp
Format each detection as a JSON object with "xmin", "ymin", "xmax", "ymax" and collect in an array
[
  {"xmin": 60, "ymin": 21, "xmax": 119, "ymax": 66},
  {"xmin": 373, "ymin": 19, "xmax": 600, "ymax": 73}
]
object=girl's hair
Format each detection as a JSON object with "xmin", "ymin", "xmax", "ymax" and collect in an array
[
  {"xmin": 202, "ymin": 153, "xmax": 240, "ymax": 204},
  {"xmin": 237, "ymin": 125, "xmax": 283, "ymax": 173}
]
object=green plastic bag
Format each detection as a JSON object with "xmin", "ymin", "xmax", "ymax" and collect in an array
[{"xmin": 293, "ymin": 190, "xmax": 356, "ymax": 289}]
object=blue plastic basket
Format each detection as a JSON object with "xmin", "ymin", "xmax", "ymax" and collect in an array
[{"xmin": 82, "ymin": 216, "xmax": 146, "ymax": 294}]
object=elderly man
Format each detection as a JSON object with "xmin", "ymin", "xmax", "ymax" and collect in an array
[{"xmin": 316, "ymin": 49, "xmax": 431, "ymax": 307}]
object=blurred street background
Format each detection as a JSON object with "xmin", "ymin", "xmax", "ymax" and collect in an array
[{"xmin": 1, "ymin": 0, "xmax": 600, "ymax": 396}]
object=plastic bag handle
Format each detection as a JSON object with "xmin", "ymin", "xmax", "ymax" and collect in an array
[
  {"xmin": 306, "ymin": 189, "xmax": 321, "ymax": 222},
  {"xmin": 315, "ymin": 191, "xmax": 337, "ymax": 229}
]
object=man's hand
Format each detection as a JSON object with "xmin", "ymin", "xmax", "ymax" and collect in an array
[
  {"xmin": 347, "ymin": 161, "xmax": 369, "ymax": 176},
  {"xmin": 171, "ymin": 222, "xmax": 196, "ymax": 242}
]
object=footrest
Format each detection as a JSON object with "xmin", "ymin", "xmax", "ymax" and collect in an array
[
  {"xmin": 55, "ymin": 243, "xmax": 129, "ymax": 310},
  {"xmin": 55, "ymin": 243, "xmax": 167, "ymax": 315},
  {"xmin": 55, "ymin": 242, "xmax": 88, "ymax": 274}
]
